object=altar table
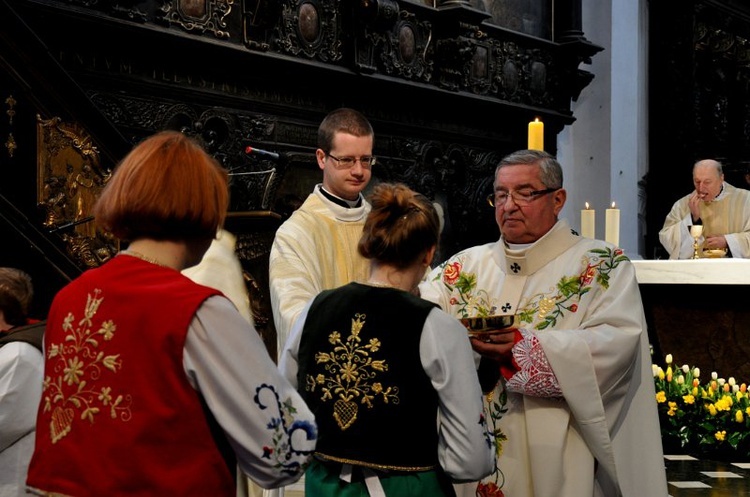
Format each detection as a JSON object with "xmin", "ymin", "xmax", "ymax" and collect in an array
[{"xmin": 633, "ymin": 259, "xmax": 750, "ymax": 380}]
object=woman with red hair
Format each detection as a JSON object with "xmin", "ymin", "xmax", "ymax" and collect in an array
[{"xmin": 27, "ymin": 131, "xmax": 317, "ymax": 497}]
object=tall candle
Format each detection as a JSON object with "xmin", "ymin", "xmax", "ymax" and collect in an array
[
  {"xmin": 605, "ymin": 201, "xmax": 620, "ymax": 246},
  {"xmin": 581, "ymin": 202, "xmax": 595, "ymax": 239},
  {"xmin": 528, "ymin": 118, "xmax": 544, "ymax": 150}
]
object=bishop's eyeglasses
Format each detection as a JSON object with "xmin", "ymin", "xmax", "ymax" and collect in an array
[
  {"xmin": 487, "ymin": 187, "xmax": 558, "ymax": 207},
  {"xmin": 326, "ymin": 153, "xmax": 377, "ymax": 169}
]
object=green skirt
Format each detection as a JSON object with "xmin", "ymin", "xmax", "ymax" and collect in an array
[{"xmin": 305, "ymin": 458, "xmax": 456, "ymax": 497}]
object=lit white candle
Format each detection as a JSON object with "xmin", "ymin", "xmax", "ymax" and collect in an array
[
  {"xmin": 581, "ymin": 202, "xmax": 595, "ymax": 239},
  {"xmin": 605, "ymin": 201, "xmax": 620, "ymax": 246}
]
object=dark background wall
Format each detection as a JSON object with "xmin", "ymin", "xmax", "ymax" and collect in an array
[{"xmin": 647, "ymin": 0, "xmax": 750, "ymax": 258}]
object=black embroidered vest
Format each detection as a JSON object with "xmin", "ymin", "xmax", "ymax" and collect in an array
[{"xmin": 298, "ymin": 282, "xmax": 440, "ymax": 471}]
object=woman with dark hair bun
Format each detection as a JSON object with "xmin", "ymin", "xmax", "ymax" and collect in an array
[{"xmin": 280, "ymin": 182, "xmax": 494, "ymax": 496}]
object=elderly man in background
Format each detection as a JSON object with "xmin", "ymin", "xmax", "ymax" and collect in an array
[
  {"xmin": 659, "ymin": 159, "xmax": 750, "ymax": 259},
  {"xmin": 420, "ymin": 149, "xmax": 668, "ymax": 497}
]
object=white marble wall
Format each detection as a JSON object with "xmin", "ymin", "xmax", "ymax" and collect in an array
[{"xmin": 557, "ymin": 0, "xmax": 649, "ymax": 259}]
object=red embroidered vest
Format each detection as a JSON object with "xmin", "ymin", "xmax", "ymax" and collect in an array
[{"xmin": 26, "ymin": 254, "xmax": 233, "ymax": 496}]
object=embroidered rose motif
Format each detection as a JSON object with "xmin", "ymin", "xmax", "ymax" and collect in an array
[
  {"xmin": 433, "ymin": 256, "xmax": 496, "ymax": 318},
  {"xmin": 477, "ymin": 481, "xmax": 505, "ymax": 496},
  {"xmin": 443, "ymin": 261, "xmax": 462, "ymax": 285},
  {"xmin": 580, "ymin": 264, "xmax": 596, "ymax": 286}
]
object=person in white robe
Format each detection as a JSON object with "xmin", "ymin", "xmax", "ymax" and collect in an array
[
  {"xmin": 269, "ymin": 108, "xmax": 375, "ymax": 353},
  {"xmin": 659, "ymin": 159, "xmax": 750, "ymax": 259},
  {"xmin": 268, "ymin": 109, "xmax": 375, "ymax": 497},
  {"xmin": 183, "ymin": 228, "xmax": 266, "ymax": 497},
  {"xmin": 420, "ymin": 149, "xmax": 668, "ymax": 497}
]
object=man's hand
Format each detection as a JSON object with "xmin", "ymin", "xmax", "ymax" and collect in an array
[
  {"xmin": 688, "ymin": 191, "xmax": 702, "ymax": 222},
  {"xmin": 703, "ymin": 234, "xmax": 728, "ymax": 250},
  {"xmin": 470, "ymin": 328, "xmax": 518, "ymax": 361}
]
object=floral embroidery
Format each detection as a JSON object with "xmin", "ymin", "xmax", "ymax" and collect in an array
[
  {"xmin": 255, "ymin": 384, "xmax": 316, "ymax": 477},
  {"xmin": 432, "ymin": 258, "xmax": 497, "ymax": 317},
  {"xmin": 305, "ymin": 313, "xmax": 398, "ymax": 431},
  {"xmin": 482, "ymin": 388, "xmax": 508, "ymax": 493},
  {"xmin": 477, "ymin": 481, "xmax": 505, "ymax": 497},
  {"xmin": 517, "ymin": 247, "xmax": 627, "ymax": 330},
  {"xmin": 434, "ymin": 246, "xmax": 627, "ymax": 495},
  {"xmin": 42, "ymin": 289, "xmax": 132, "ymax": 443}
]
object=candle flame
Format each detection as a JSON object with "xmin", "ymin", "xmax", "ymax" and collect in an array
[
  {"xmin": 534, "ymin": 117, "xmax": 541, "ymax": 123},
  {"xmin": 611, "ymin": 201, "xmax": 616, "ymax": 208},
  {"xmin": 585, "ymin": 202, "xmax": 590, "ymax": 209}
]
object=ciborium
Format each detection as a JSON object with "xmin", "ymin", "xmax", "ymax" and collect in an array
[{"xmin": 460, "ymin": 315, "xmax": 516, "ymax": 338}]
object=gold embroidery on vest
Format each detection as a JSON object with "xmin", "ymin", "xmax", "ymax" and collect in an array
[
  {"xmin": 43, "ymin": 289, "xmax": 132, "ymax": 443},
  {"xmin": 305, "ymin": 313, "xmax": 398, "ymax": 431}
]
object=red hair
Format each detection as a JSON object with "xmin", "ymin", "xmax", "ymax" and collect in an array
[{"xmin": 94, "ymin": 131, "xmax": 228, "ymax": 241}]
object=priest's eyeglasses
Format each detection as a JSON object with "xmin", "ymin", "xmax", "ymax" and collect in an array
[
  {"xmin": 327, "ymin": 153, "xmax": 377, "ymax": 169},
  {"xmin": 487, "ymin": 188, "xmax": 558, "ymax": 207}
]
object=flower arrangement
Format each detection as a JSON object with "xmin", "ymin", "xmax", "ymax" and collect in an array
[{"xmin": 653, "ymin": 354, "xmax": 750, "ymax": 459}]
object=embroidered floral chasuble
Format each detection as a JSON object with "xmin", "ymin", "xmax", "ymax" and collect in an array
[{"xmin": 420, "ymin": 219, "xmax": 668, "ymax": 497}]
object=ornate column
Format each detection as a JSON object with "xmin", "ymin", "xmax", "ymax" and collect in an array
[{"xmin": 554, "ymin": 0, "xmax": 585, "ymax": 42}]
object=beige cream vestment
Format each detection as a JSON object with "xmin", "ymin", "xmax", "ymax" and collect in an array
[
  {"xmin": 659, "ymin": 182, "xmax": 750, "ymax": 259},
  {"xmin": 269, "ymin": 185, "xmax": 371, "ymax": 355}
]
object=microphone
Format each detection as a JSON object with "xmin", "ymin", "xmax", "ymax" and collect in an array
[
  {"xmin": 244, "ymin": 146, "xmax": 280, "ymax": 161},
  {"xmin": 49, "ymin": 215, "xmax": 95, "ymax": 233}
]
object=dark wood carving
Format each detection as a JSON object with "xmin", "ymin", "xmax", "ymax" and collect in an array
[{"xmin": 1, "ymin": 0, "xmax": 602, "ymax": 352}]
